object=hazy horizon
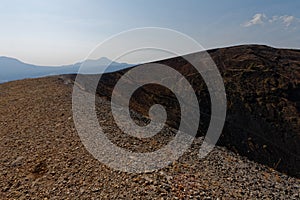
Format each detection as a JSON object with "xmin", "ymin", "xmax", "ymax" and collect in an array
[
  {"xmin": 1, "ymin": 0, "xmax": 299, "ymax": 65},
  {"xmin": 1, "ymin": 43, "xmax": 300, "ymax": 67}
]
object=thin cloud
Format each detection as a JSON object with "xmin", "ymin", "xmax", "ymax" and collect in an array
[
  {"xmin": 243, "ymin": 13, "xmax": 267, "ymax": 27},
  {"xmin": 269, "ymin": 15, "xmax": 279, "ymax": 23},
  {"xmin": 244, "ymin": 13, "xmax": 299, "ymax": 28},
  {"xmin": 280, "ymin": 15, "xmax": 295, "ymax": 27}
]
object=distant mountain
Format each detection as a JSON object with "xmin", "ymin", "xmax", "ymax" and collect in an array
[
  {"xmin": 72, "ymin": 57, "xmax": 134, "ymax": 74},
  {"xmin": 0, "ymin": 56, "xmax": 133, "ymax": 83}
]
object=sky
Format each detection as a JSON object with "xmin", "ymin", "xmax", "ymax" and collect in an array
[{"xmin": 0, "ymin": 0, "xmax": 299, "ymax": 65}]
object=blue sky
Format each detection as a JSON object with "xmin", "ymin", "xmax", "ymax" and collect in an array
[{"xmin": 0, "ymin": 0, "xmax": 299, "ymax": 65}]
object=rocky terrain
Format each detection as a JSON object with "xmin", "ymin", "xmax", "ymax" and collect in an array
[
  {"xmin": 1, "ymin": 44, "xmax": 300, "ymax": 199},
  {"xmin": 0, "ymin": 76, "xmax": 299, "ymax": 199},
  {"xmin": 67, "ymin": 44, "xmax": 300, "ymax": 178}
]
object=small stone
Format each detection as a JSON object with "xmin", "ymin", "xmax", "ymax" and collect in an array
[
  {"xmin": 11, "ymin": 156, "xmax": 24, "ymax": 166},
  {"xmin": 80, "ymin": 188, "xmax": 85, "ymax": 194},
  {"xmin": 92, "ymin": 188, "xmax": 101, "ymax": 192}
]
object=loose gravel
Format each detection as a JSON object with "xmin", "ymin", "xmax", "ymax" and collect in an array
[{"xmin": 0, "ymin": 77, "xmax": 299, "ymax": 199}]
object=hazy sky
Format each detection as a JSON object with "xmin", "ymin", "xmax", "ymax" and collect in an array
[{"xmin": 0, "ymin": 0, "xmax": 299, "ymax": 65}]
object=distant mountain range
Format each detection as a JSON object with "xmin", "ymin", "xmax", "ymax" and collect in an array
[{"xmin": 0, "ymin": 56, "xmax": 134, "ymax": 83}]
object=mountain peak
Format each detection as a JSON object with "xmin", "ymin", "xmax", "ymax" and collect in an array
[{"xmin": 97, "ymin": 57, "xmax": 112, "ymax": 63}]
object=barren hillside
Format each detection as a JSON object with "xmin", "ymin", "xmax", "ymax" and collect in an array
[
  {"xmin": 0, "ymin": 77, "xmax": 299, "ymax": 199},
  {"xmin": 66, "ymin": 45, "xmax": 300, "ymax": 178}
]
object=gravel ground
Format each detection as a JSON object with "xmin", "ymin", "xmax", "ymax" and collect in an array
[{"xmin": 0, "ymin": 76, "xmax": 299, "ymax": 199}]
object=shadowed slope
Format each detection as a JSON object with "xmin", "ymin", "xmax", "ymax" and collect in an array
[{"xmin": 65, "ymin": 44, "xmax": 300, "ymax": 177}]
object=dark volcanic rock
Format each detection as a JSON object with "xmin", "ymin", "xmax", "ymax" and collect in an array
[{"xmin": 65, "ymin": 45, "xmax": 300, "ymax": 177}]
